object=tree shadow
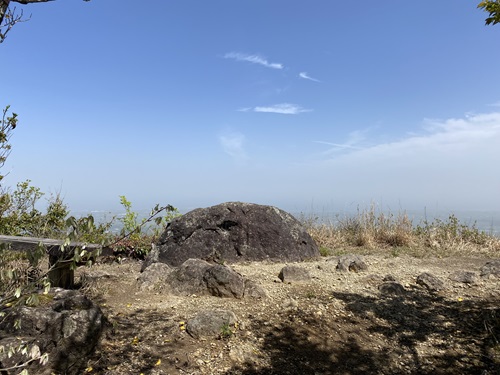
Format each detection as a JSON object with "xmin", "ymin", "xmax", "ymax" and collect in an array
[
  {"xmin": 88, "ymin": 307, "xmax": 188, "ymax": 374},
  {"xmin": 226, "ymin": 286, "xmax": 499, "ymax": 375}
]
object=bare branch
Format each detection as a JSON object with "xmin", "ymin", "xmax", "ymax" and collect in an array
[
  {"xmin": 0, "ymin": 6, "xmax": 31, "ymax": 43},
  {"xmin": 0, "ymin": 0, "xmax": 57, "ymax": 43}
]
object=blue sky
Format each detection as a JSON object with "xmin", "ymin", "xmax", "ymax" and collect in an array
[{"xmin": 1, "ymin": 0, "xmax": 500, "ymax": 217}]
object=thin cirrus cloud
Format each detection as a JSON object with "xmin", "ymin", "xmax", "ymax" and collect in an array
[
  {"xmin": 219, "ymin": 132, "xmax": 248, "ymax": 162},
  {"xmin": 239, "ymin": 103, "xmax": 312, "ymax": 115},
  {"xmin": 304, "ymin": 111, "xmax": 500, "ymax": 210},
  {"xmin": 318, "ymin": 112, "xmax": 500, "ymax": 164},
  {"xmin": 223, "ymin": 52, "xmax": 283, "ymax": 69},
  {"xmin": 299, "ymin": 72, "xmax": 320, "ymax": 82},
  {"xmin": 314, "ymin": 129, "xmax": 372, "ymax": 155}
]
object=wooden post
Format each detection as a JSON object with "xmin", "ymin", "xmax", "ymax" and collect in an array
[{"xmin": 47, "ymin": 245, "xmax": 75, "ymax": 289}]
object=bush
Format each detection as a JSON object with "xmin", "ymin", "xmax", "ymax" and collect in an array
[{"xmin": 305, "ymin": 206, "xmax": 500, "ymax": 257}]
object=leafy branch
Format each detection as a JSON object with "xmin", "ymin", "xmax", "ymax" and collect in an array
[{"xmin": 478, "ymin": 0, "xmax": 500, "ymax": 25}]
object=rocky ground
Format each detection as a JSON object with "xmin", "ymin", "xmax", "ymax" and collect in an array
[{"xmin": 79, "ymin": 254, "xmax": 500, "ymax": 375}]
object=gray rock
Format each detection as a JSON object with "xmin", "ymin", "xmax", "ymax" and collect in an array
[
  {"xmin": 416, "ymin": 272, "xmax": 445, "ymax": 291},
  {"xmin": 480, "ymin": 259, "xmax": 500, "ymax": 279},
  {"xmin": 162, "ymin": 258, "xmax": 267, "ymax": 299},
  {"xmin": 141, "ymin": 243, "xmax": 159, "ymax": 272},
  {"xmin": 379, "ymin": 282, "xmax": 406, "ymax": 296},
  {"xmin": 243, "ymin": 279, "xmax": 268, "ymax": 299},
  {"xmin": 137, "ymin": 262, "xmax": 172, "ymax": 290},
  {"xmin": 278, "ymin": 265, "xmax": 311, "ymax": 283},
  {"xmin": 203, "ymin": 264, "xmax": 246, "ymax": 298},
  {"xmin": 166, "ymin": 258, "xmax": 213, "ymax": 295},
  {"xmin": 281, "ymin": 298, "xmax": 299, "ymax": 311},
  {"xmin": 0, "ymin": 289, "xmax": 105, "ymax": 375},
  {"xmin": 449, "ymin": 270, "xmax": 479, "ymax": 285},
  {"xmin": 149, "ymin": 202, "xmax": 319, "ymax": 267},
  {"xmin": 336, "ymin": 255, "xmax": 368, "ymax": 272},
  {"xmin": 186, "ymin": 310, "xmax": 237, "ymax": 339}
]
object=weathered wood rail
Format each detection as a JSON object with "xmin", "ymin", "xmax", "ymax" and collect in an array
[{"xmin": 0, "ymin": 235, "xmax": 107, "ymax": 289}]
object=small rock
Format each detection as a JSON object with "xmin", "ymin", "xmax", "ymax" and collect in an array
[
  {"xmin": 449, "ymin": 271, "xmax": 479, "ymax": 285},
  {"xmin": 243, "ymin": 279, "xmax": 268, "ymax": 299},
  {"xmin": 137, "ymin": 262, "xmax": 172, "ymax": 290},
  {"xmin": 203, "ymin": 264, "xmax": 246, "ymax": 298},
  {"xmin": 336, "ymin": 255, "xmax": 368, "ymax": 272},
  {"xmin": 278, "ymin": 265, "xmax": 311, "ymax": 283},
  {"xmin": 416, "ymin": 272, "xmax": 445, "ymax": 292},
  {"xmin": 378, "ymin": 282, "xmax": 406, "ymax": 296},
  {"xmin": 281, "ymin": 298, "xmax": 298, "ymax": 311},
  {"xmin": 186, "ymin": 310, "xmax": 237, "ymax": 339},
  {"xmin": 480, "ymin": 260, "xmax": 500, "ymax": 279}
]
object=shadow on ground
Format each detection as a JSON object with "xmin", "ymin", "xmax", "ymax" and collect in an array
[
  {"xmin": 89, "ymin": 307, "xmax": 187, "ymax": 374},
  {"xmin": 227, "ymin": 286, "xmax": 500, "ymax": 375}
]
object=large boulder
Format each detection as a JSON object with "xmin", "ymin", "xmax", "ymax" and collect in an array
[{"xmin": 149, "ymin": 202, "xmax": 319, "ymax": 267}]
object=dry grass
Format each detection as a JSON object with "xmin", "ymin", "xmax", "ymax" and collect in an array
[{"xmin": 304, "ymin": 206, "xmax": 500, "ymax": 258}]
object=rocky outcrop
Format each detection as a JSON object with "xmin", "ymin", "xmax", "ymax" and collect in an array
[
  {"xmin": 0, "ymin": 289, "xmax": 105, "ymax": 375},
  {"xmin": 146, "ymin": 202, "xmax": 319, "ymax": 268}
]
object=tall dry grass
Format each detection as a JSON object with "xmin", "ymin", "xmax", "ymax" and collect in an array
[{"xmin": 304, "ymin": 206, "xmax": 500, "ymax": 258}]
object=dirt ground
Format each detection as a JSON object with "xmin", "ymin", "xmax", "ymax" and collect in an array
[{"xmin": 79, "ymin": 254, "xmax": 500, "ymax": 375}]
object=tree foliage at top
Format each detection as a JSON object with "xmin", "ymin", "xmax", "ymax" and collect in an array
[
  {"xmin": 0, "ymin": 0, "xmax": 499, "ymax": 44},
  {"xmin": 478, "ymin": 0, "xmax": 500, "ymax": 25},
  {"xmin": 0, "ymin": 0, "xmax": 90, "ymax": 43}
]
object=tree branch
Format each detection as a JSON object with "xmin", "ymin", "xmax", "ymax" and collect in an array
[
  {"xmin": 11, "ymin": 0, "xmax": 54, "ymax": 4},
  {"xmin": 1, "ymin": 0, "xmax": 60, "ymax": 42}
]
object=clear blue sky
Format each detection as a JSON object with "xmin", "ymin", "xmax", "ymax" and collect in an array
[{"xmin": 1, "ymin": 0, "xmax": 500, "ymax": 216}]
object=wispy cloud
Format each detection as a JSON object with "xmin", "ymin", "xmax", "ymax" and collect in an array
[
  {"xmin": 319, "ymin": 113, "xmax": 500, "ymax": 161},
  {"xmin": 315, "ymin": 129, "xmax": 371, "ymax": 155},
  {"xmin": 252, "ymin": 103, "xmax": 312, "ymax": 115},
  {"xmin": 299, "ymin": 72, "xmax": 320, "ymax": 82},
  {"xmin": 314, "ymin": 141, "xmax": 364, "ymax": 151},
  {"xmin": 223, "ymin": 52, "xmax": 283, "ymax": 69},
  {"xmin": 488, "ymin": 100, "xmax": 500, "ymax": 107},
  {"xmin": 219, "ymin": 132, "xmax": 248, "ymax": 163},
  {"xmin": 304, "ymin": 112, "xmax": 500, "ymax": 210}
]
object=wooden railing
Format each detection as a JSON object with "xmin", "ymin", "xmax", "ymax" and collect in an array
[{"xmin": 0, "ymin": 235, "xmax": 109, "ymax": 289}]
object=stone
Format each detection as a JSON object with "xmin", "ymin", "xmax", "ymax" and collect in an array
[
  {"xmin": 480, "ymin": 259, "xmax": 500, "ymax": 279},
  {"xmin": 186, "ymin": 310, "xmax": 238, "ymax": 339},
  {"xmin": 0, "ymin": 289, "xmax": 105, "ymax": 375},
  {"xmin": 166, "ymin": 258, "xmax": 213, "ymax": 295},
  {"xmin": 158, "ymin": 258, "xmax": 266, "ymax": 299},
  {"xmin": 335, "ymin": 254, "xmax": 368, "ymax": 272},
  {"xmin": 449, "ymin": 270, "xmax": 479, "ymax": 285},
  {"xmin": 278, "ymin": 265, "xmax": 311, "ymax": 283},
  {"xmin": 378, "ymin": 282, "xmax": 406, "ymax": 296},
  {"xmin": 281, "ymin": 298, "xmax": 299, "ymax": 311},
  {"xmin": 203, "ymin": 264, "xmax": 246, "ymax": 298},
  {"xmin": 243, "ymin": 279, "xmax": 268, "ymax": 299},
  {"xmin": 148, "ymin": 202, "xmax": 319, "ymax": 267},
  {"xmin": 416, "ymin": 272, "xmax": 445, "ymax": 291},
  {"xmin": 137, "ymin": 262, "xmax": 172, "ymax": 290},
  {"xmin": 141, "ymin": 243, "xmax": 159, "ymax": 272}
]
